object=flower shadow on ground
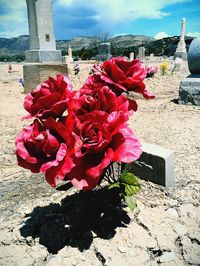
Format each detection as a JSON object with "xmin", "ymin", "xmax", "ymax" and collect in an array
[{"xmin": 20, "ymin": 187, "xmax": 131, "ymax": 254}]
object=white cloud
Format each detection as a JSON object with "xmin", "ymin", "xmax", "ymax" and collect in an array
[
  {"xmin": 186, "ymin": 32, "xmax": 200, "ymax": 38},
  {"xmin": 0, "ymin": 0, "xmax": 28, "ymax": 37},
  {"xmin": 0, "ymin": 0, "xmax": 191, "ymax": 38},
  {"xmin": 56, "ymin": 0, "xmax": 190, "ymax": 23},
  {"xmin": 154, "ymin": 31, "xmax": 170, "ymax": 39}
]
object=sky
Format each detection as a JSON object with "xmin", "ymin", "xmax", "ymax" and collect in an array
[{"xmin": 0, "ymin": 0, "xmax": 200, "ymax": 40}]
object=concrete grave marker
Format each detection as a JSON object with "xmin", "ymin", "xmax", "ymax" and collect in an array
[
  {"xmin": 139, "ymin": 47, "xmax": 145, "ymax": 61},
  {"xmin": 96, "ymin": 42, "xmax": 112, "ymax": 61},
  {"xmin": 174, "ymin": 18, "xmax": 187, "ymax": 61},
  {"xmin": 179, "ymin": 38, "xmax": 200, "ymax": 105},
  {"xmin": 25, "ymin": 0, "xmax": 61, "ymax": 62},
  {"xmin": 129, "ymin": 52, "xmax": 134, "ymax": 61},
  {"xmin": 130, "ymin": 143, "xmax": 174, "ymax": 187},
  {"xmin": 23, "ymin": 0, "xmax": 68, "ymax": 93}
]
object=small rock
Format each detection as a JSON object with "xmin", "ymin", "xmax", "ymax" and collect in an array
[
  {"xmin": 166, "ymin": 208, "xmax": 178, "ymax": 218},
  {"xmin": 117, "ymin": 245, "xmax": 126, "ymax": 253},
  {"xmin": 174, "ymin": 223, "xmax": 187, "ymax": 236},
  {"xmin": 159, "ymin": 251, "xmax": 176, "ymax": 263}
]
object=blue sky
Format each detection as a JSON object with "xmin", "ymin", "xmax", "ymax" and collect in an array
[{"xmin": 0, "ymin": 0, "xmax": 200, "ymax": 40}]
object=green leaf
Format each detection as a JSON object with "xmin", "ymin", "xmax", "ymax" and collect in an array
[
  {"xmin": 119, "ymin": 173, "xmax": 141, "ymax": 196},
  {"xmin": 124, "ymin": 196, "xmax": 137, "ymax": 211},
  {"xmin": 120, "ymin": 172, "xmax": 140, "ymax": 185},
  {"xmin": 108, "ymin": 182, "xmax": 120, "ymax": 190}
]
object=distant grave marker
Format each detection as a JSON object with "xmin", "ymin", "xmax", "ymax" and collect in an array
[
  {"xmin": 129, "ymin": 52, "xmax": 134, "ymax": 61},
  {"xmin": 174, "ymin": 18, "xmax": 187, "ymax": 61},
  {"xmin": 139, "ymin": 47, "xmax": 145, "ymax": 61},
  {"xmin": 96, "ymin": 42, "xmax": 112, "ymax": 61}
]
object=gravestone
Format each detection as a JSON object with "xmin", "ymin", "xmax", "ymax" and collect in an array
[
  {"xmin": 68, "ymin": 45, "xmax": 73, "ymax": 62},
  {"xmin": 174, "ymin": 18, "xmax": 187, "ymax": 61},
  {"xmin": 149, "ymin": 53, "xmax": 154, "ymax": 60},
  {"xmin": 23, "ymin": 0, "xmax": 68, "ymax": 93},
  {"xmin": 25, "ymin": 0, "xmax": 61, "ymax": 62},
  {"xmin": 130, "ymin": 143, "xmax": 174, "ymax": 187},
  {"xmin": 96, "ymin": 42, "xmax": 112, "ymax": 61},
  {"xmin": 129, "ymin": 52, "xmax": 134, "ymax": 61},
  {"xmin": 139, "ymin": 47, "xmax": 145, "ymax": 61},
  {"xmin": 179, "ymin": 38, "xmax": 200, "ymax": 105}
]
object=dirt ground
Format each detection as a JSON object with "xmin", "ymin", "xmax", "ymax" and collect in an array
[{"xmin": 0, "ymin": 62, "xmax": 199, "ymax": 266}]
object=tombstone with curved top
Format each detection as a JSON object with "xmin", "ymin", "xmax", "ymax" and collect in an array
[{"xmin": 179, "ymin": 38, "xmax": 200, "ymax": 105}]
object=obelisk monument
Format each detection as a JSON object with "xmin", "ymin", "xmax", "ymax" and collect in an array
[
  {"xmin": 23, "ymin": 0, "xmax": 68, "ymax": 93},
  {"xmin": 25, "ymin": 0, "xmax": 61, "ymax": 62},
  {"xmin": 174, "ymin": 18, "xmax": 187, "ymax": 60}
]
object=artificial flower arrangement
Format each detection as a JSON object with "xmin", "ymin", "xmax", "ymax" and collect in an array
[
  {"xmin": 160, "ymin": 61, "xmax": 170, "ymax": 75},
  {"xmin": 15, "ymin": 57, "xmax": 155, "ymax": 211},
  {"xmin": 145, "ymin": 66, "xmax": 159, "ymax": 78}
]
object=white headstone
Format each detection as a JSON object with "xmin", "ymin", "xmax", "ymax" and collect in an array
[
  {"xmin": 68, "ymin": 45, "xmax": 73, "ymax": 62},
  {"xmin": 129, "ymin": 52, "xmax": 134, "ymax": 61},
  {"xmin": 174, "ymin": 18, "xmax": 187, "ymax": 61},
  {"xmin": 25, "ymin": 0, "xmax": 61, "ymax": 62}
]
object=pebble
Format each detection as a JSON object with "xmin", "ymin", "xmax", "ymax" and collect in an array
[
  {"xmin": 166, "ymin": 208, "xmax": 178, "ymax": 218},
  {"xmin": 159, "ymin": 251, "xmax": 176, "ymax": 263}
]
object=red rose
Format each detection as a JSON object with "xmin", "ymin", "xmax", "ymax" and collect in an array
[
  {"xmin": 23, "ymin": 75, "xmax": 73, "ymax": 119},
  {"xmin": 15, "ymin": 119, "xmax": 74, "ymax": 186},
  {"xmin": 63, "ymin": 111, "xmax": 142, "ymax": 190},
  {"xmin": 69, "ymin": 75, "xmax": 137, "ymax": 115},
  {"xmin": 99, "ymin": 57, "xmax": 155, "ymax": 99}
]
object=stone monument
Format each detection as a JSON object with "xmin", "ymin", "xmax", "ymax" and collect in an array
[
  {"xmin": 23, "ymin": 0, "xmax": 68, "ymax": 93},
  {"xmin": 179, "ymin": 38, "xmax": 200, "ymax": 105},
  {"xmin": 25, "ymin": 0, "xmax": 61, "ymax": 62},
  {"xmin": 96, "ymin": 42, "xmax": 112, "ymax": 61},
  {"xmin": 174, "ymin": 18, "xmax": 187, "ymax": 61},
  {"xmin": 139, "ymin": 47, "xmax": 145, "ymax": 61},
  {"xmin": 129, "ymin": 52, "xmax": 134, "ymax": 61}
]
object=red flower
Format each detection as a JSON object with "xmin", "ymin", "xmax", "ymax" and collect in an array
[
  {"xmin": 15, "ymin": 119, "xmax": 74, "ymax": 186},
  {"xmin": 23, "ymin": 75, "xmax": 73, "ymax": 119},
  {"xmin": 99, "ymin": 57, "xmax": 155, "ymax": 99},
  {"xmin": 69, "ymin": 75, "xmax": 138, "ymax": 114},
  {"xmin": 63, "ymin": 111, "xmax": 142, "ymax": 190}
]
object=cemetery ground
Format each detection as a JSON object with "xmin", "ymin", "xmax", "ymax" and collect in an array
[{"xmin": 0, "ymin": 62, "xmax": 199, "ymax": 266}]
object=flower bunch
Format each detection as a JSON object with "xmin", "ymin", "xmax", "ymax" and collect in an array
[
  {"xmin": 160, "ymin": 61, "xmax": 170, "ymax": 75},
  {"xmin": 16, "ymin": 57, "xmax": 155, "ymax": 210},
  {"xmin": 145, "ymin": 66, "xmax": 159, "ymax": 78}
]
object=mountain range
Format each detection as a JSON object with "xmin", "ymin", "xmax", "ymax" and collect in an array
[{"xmin": 0, "ymin": 34, "xmax": 193, "ymax": 59}]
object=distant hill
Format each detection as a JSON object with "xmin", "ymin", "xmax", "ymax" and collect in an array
[
  {"xmin": 110, "ymin": 34, "xmax": 155, "ymax": 48},
  {"xmin": 0, "ymin": 34, "xmax": 194, "ymax": 60}
]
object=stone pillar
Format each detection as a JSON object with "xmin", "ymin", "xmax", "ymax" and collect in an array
[
  {"xmin": 179, "ymin": 38, "xmax": 200, "ymax": 105},
  {"xmin": 139, "ymin": 47, "xmax": 145, "ymax": 61},
  {"xmin": 174, "ymin": 18, "xmax": 187, "ymax": 61},
  {"xmin": 68, "ymin": 45, "xmax": 73, "ymax": 62},
  {"xmin": 23, "ymin": 0, "xmax": 68, "ymax": 94},
  {"xmin": 129, "ymin": 52, "xmax": 134, "ymax": 61},
  {"xmin": 25, "ymin": 0, "xmax": 61, "ymax": 62}
]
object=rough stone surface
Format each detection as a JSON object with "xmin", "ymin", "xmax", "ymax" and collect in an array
[
  {"xmin": 25, "ymin": 50, "xmax": 62, "ymax": 63},
  {"xmin": 159, "ymin": 251, "xmax": 176, "ymax": 263},
  {"xmin": 179, "ymin": 75, "xmax": 200, "ymax": 105},
  {"xmin": 130, "ymin": 142, "xmax": 174, "ymax": 187},
  {"xmin": 188, "ymin": 37, "xmax": 200, "ymax": 74},
  {"xmin": 23, "ymin": 63, "xmax": 68, "ymax": 93}
]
